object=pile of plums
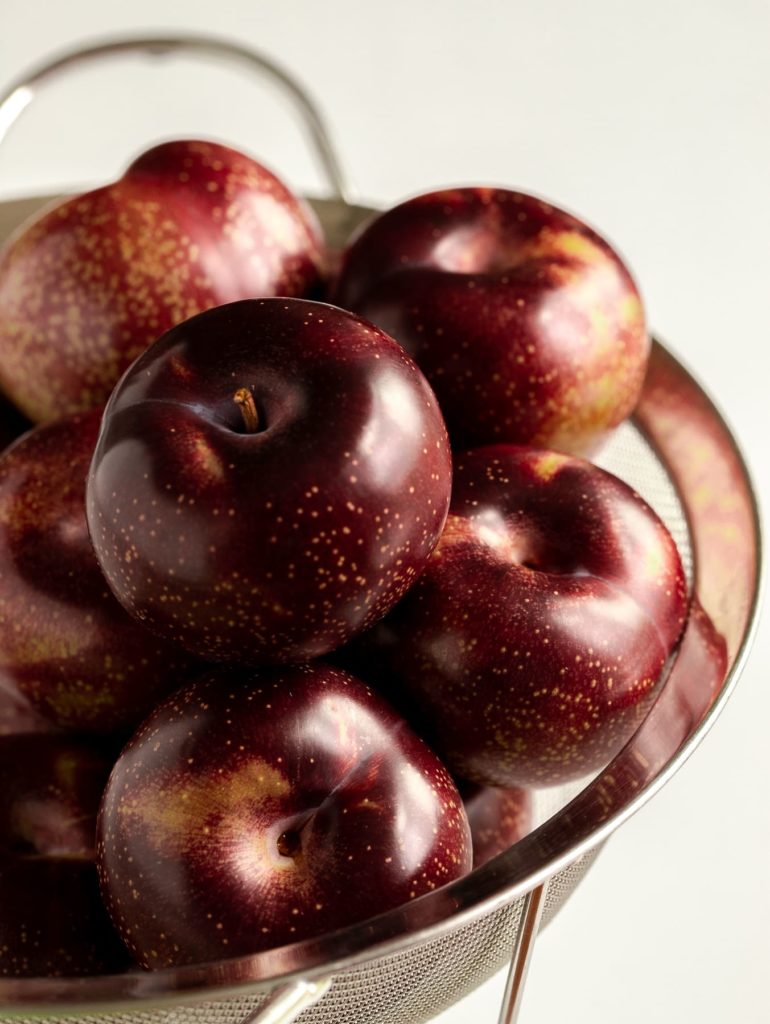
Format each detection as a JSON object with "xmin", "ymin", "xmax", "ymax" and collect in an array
[{"xmin": 0, "ymin": 139, "xmax": 691, "ymax": 977}]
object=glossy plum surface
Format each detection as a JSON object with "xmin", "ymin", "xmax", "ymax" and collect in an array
[
  {"xmin": 0, "ymin": 140, "xmax": 325, "ymax": 422},
  {"xmin": 0, "ymin": 734, "xmax": 128, "ymax": 977},
  {"xmin": 0, "ymin": 733, "xmax": 109, "ymax": 857},
  {"xmin": 356, "ymin": 445, "xmax": 688, "ymax": 786},
  {"xmin": 87, "ymin": 298, "xmax": 452, "ymax": 664},
  {"xmin": 334, "ymin": 188, "xmax": 648, "ymax": 454},
  {"xmin": 0, "ymin": 410, "xmax": 197, "ymax": 732},
  {"xmin": 460, "ymin": 782, "xmax": 533, "ymax": 867},
  {"xmin": 97, "ymin": 663, "xmax": 472, "ymax": 968}
]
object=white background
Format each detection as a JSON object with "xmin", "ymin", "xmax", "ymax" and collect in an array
[{"xmin": 1, "ymin": 2, "xmax": 768, "ymax": 1022}]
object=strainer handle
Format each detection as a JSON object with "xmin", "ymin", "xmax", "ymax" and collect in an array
[
  {"xmin": 240, "ymin": 976, "xmax": 332, "ymax": 1024},
  {"xmin": 0, "ymin": 34, "xmax": 353, "ymax": 204}
]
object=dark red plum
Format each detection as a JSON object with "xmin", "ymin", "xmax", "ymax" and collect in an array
[
  {"xmin": 0, "ymin": 733, "xmax": 129, "ymax": 976},
  {"xmin": 355, "ymin": 446, "xmax": 688, "ymax": 787},
  {"xmin": 0, "ymin": 140, "xmax": 325, "ymax": 423},
  {"xmin": 334, "ymin": 187, "xmax": 648, "ymax": 454},
  {"xmin": 0, "ymin": 733, "xmax": 111, "ymax": 857},
  {"xmin": 97, "ymin": 663, "xmax": 472, "ymax": 969},
  {"xmin": 87, "ymin": 298, "xmax": 452, "ymax": 665},
  {"xmin": 0, "ymin": 410, "xmax": 198, "ymax": 733}
]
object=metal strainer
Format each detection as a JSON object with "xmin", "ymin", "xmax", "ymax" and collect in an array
[{"xmin": 0, "ymin": 36, "xmax": 761, "ymax": 1024}]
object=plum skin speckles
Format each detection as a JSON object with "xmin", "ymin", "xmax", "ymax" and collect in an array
[
  {"xmin": 96, "ymin": 663, "xmax": 473, "ymax": 969},
  {"xmin": 0, "ymin": 409, "xmax": 198, "ymax": 733},
  {"xmin": 350, "ymin": 444, "xmax": 689, "ymax": 788},
  {"xmin": 86, "ymin": 298, "xmax": 453, "ymax": 666},
  {"xmin": 0, "ymin": 140, "xmax": 326, "ymax": 424},
  {"xmin": 333, "ymin": 187, "xmax": 649, "ymax": 455}
]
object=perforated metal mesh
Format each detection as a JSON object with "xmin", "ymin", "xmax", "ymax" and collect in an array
[
  {"xmin": 0, "ymin": 850, "xmax": 601, "ymax": 1024},
  {"xmin": 595, "ymin": 419, "xmax": 693, "ymax": 584}
]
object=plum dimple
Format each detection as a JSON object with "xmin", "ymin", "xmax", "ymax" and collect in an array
[
  {"xmin": 96, "ymin": 663, "xmax": 473, "ymax": 968},
  {"xmin": 351, "ymin": 445, "xmax": 688, "ymax": 787},
  {"xmin": 334, "ymin": 187, "xmax": 648, "ymax": 455}
]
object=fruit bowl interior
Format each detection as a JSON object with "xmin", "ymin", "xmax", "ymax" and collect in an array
[{"xmin": 0, "ymin": 193, "xmax": 761, "ymax": 1024}]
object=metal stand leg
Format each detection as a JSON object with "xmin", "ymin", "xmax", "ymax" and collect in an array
[
  {"xmin": 241, "ymin": 977, "xmax": 332, "ymax": 1024},
  {"xmin": 497, "ymin": 880, "xmax": 549, "ymax": 1024}
]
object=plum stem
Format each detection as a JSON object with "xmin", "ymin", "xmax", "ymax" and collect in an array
[{"xmin": 234, "ymin": 388, "xmax": 260, "ymax": 433}]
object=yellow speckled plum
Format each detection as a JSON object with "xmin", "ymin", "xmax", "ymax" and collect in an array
[
  {"xmin": 459, "ymin": 782, "xmax": 533, "ymax": 867},
  {"xmin": 0, "ymin": 733, "xmax": 129, "ymax": 976},
  {"xmin": 333, "ymin": 187, "xmax": 648, "ymax": 455},
  {"xmin": 0, "ymin": 140, "xmax": 325, "ymax": 423},
  {"xmin": 86, "ymin": 298, "xmax": 452, "ymax": 665},
  {"xmin": 0, "ymin": 410, "xmax": 199, "ymax": 733},
  {"xmin": 352, "ymin": 445, "xmax": 689, "ymax": 787},
  {"xmin": 96, "ymin": 663, "xmax": 472, "ymax": 968}
]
